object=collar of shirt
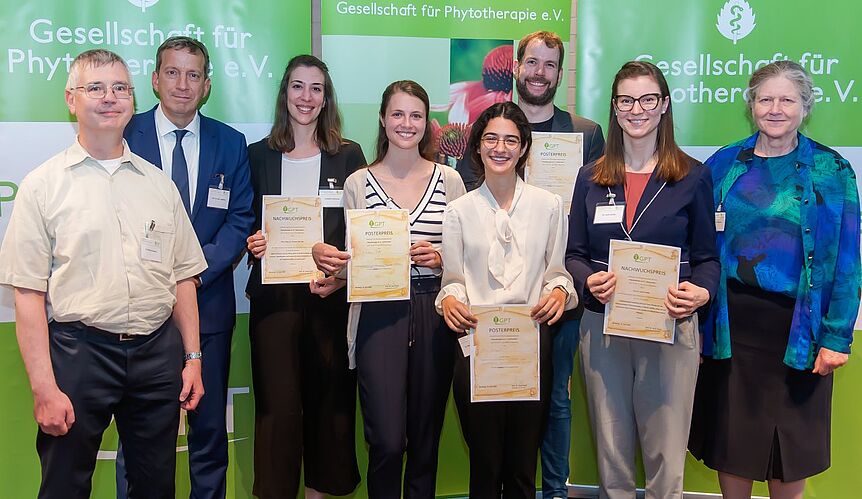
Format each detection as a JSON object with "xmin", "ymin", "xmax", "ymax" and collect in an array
[
  {"xmin": 64, "ymin": 137, "xmax": 144, "ymax": 174},
  {"xmin": 154, "ymin": 103, "xmax": 201, "ymax": 139},
  {"xmin": 476, "ymin": 174, "xmax": 525, "ymax": 214}
]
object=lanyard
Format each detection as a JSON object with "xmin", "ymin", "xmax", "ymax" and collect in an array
[{"xmin": 607, "ymin": 182, "xmax": 667, "ymax": 241}]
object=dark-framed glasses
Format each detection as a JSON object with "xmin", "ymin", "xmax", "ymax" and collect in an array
[
  {"xmin": 481, "ymin": 134, "xmax": 521, "ymax": 149},
  {"xmin": 613, "ymin": 93, "xmax": 662, "ymax": 112},
  {"xmin": 71, "ymin": 82, "xmax": 134, "ymax": 99}
]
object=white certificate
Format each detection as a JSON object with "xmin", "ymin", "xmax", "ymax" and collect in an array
[
  {"xmin": 525, "ymin": 132, "xmax": 584, "ymax": 213},
  {"xmin": 261, "ymin": 196, "xmax": 324, "ymax": 284},
  {"xmin": 603, "ymin": 239, "xmax": 680, "ymax": 343},
  {"xmin": 470, "ymin": 305, "xmax": 540, "ymax": 402},
  {"xmin": 346, "ymin": 209, "xmax": 411, "ymax": 302}
]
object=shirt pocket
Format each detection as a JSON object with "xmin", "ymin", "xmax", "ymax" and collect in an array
[{"xmin": 143, "ymin": 220, "xmax": 177, "ymax": 275}]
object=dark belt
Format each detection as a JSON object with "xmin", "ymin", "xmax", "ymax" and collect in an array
[{"xmin": 52, "ymin": 320, "xmax": 165, "ymax": 343}]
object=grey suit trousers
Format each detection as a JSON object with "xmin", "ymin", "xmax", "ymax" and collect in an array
[{"xmin": 579, "ymin": 310, "xmax": 700, "ymax": 499}]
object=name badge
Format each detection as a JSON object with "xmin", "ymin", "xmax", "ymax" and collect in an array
[
  {"xmin": 141, "ymin": 237, "xmax": 162, "ymax": 262},
  {"xmin": 715, "ymin": 211, "xmax": 726, "ymax": 232},
  {"xmin": 319, "ymin": 189, "xmax": 344, "ymax": 208},
  {"xmin": 207, "ymin": 187, "xmax": 230, "ymax": 209},
  {"xmin": 458, "ymin": 334, "xmax": 473, "ymax": 358},
  {"xmin": 594, "ymin": 203, "xmax": 625, "ymax": 224}
]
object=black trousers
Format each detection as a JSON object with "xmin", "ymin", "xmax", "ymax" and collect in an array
[
  {"xmin": 453, "ymin": 323, "xmax": 553, "ymax": 499},
  {"xmin": 37, "ymin": 320, "xmax": 183, "ymax": 499},
  {"xmin": 248, "ymin": 285, "xmax": 359, "ymax": 498},
  {"xmin": 356, "ymin": 277, "xmax": 455, "ymax": 499},
  {"xmin": 116, "ymin": 328, "xmax": 233, "ymax": 499}
]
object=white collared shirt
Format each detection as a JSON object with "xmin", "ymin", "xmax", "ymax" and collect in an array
[{"xmin": 154, "ymin": 104, "xmax": 201, "ymax": 207}]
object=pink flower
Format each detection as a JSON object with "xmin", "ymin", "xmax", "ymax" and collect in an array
[
  {"xmin": 432, "ymin": 120, "xmax": 472, "ymax": 159},
  {"xmin": 433, "ymin": 45, "xmax": 514, "ymax": 125}
]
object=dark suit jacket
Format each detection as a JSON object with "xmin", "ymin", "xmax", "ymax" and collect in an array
[
  {"xmin": 456, "ymin": 105, "xmax": 605, "ymax": 191},
  {"xmin": 244, "ymin": 138, "xmax": 367, "ymax": 299},
  {"xmin": 566, "ymin": 159, "xmax": 720, "ymax": 315},
  {"xmin": 124, "ymin": 106, "xmax": 254, "ymax": 334}
]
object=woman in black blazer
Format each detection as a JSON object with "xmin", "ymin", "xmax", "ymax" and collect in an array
[{"xmin": 245, "ymin": 55, "xmax": 366, "ymax": 499}]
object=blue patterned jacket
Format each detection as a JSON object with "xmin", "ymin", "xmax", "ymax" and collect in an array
[{"xmin": 703, "ymin": 132, "xmax": 860, "ymax": 370}]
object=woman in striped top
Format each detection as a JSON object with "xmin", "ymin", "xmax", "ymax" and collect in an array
[{"xmin": 311, "ymin": 80, "xmax": 465, "ymax": 499}]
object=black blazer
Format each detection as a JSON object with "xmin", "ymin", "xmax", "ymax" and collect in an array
[{"xmin": 244, "ymin": 138, "xmax": 366, "ymax": 298}]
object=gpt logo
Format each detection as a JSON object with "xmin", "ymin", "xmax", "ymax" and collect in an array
[
  {"xmin": 128, "ymin": 0, "xmax": 159, "ymax": 12},
  {"xmin": 716, "ymin": 0, "xmax": 756, "ymax": 45},
  {"xmin": 492, "ymin": 316, "xmax": 511, "ymax": 325},
  {"xmin": 544, "ymin": 142, "xmax": 559, "ymax": 150},
  {"xmin": 282, "ymin": 205, "xmax": 298, "ymax": 213},
  {"xmin": 633, "ymin": 253, "xmax": 651, "ymax": 263},
  {"xmin": 0, "ymin": 181, "xmax": 18, "ymax": 217},
  {"xmin": 369, "ymin": 219, "xmax": 385, "ymax": 228}
]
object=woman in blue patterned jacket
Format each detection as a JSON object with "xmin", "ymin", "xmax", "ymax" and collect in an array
[{"xmin": 689, "ymin": 60, "xmax": 861, "ymax": 499}]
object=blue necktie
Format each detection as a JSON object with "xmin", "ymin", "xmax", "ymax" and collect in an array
[{"xmin": 172, "ymin": 129, "xmax": 191, "ymax": 215}]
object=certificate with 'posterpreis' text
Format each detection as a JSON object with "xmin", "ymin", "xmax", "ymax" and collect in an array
[
  {"xmin": 261, "ymin": 196, "xmax": 323, "ymax": 284},
  {"xmin": 470, "ymin": 305, "xmax": 540, "ymax": 402},
  {"xmin": 603, "ymin": 239, "xmax": 680, "ymax": 343},
  {"xmin": 346, "ymin": 209, "xmax": 411, "ymax": 302},
  {"xmin": 525, "ymin": 132, "xmax": 583, "ymax": 213}
]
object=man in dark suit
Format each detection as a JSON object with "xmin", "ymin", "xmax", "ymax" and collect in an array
[
  {"xmin": 118, "ymin": 36, "xmax": 253, "ymax": 499},
  {"xmin": 455, "ymin": 31, "xmax": 605, "ymax": 499}
]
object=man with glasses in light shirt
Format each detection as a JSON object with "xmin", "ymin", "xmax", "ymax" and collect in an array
[
  {"xmin": 116, "ymin": 36, "xmax": 253, "ymax": 499},
  {"xmin": 0, "ymin": 49, "xmax": 207, "ymax": 498}
]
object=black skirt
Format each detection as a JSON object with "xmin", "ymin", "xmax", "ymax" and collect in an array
[{"xmin": 689, "ymin": 279, "xmax": 833, "ymax": 482}]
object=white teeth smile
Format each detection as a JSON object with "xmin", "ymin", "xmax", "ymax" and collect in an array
[
  {"xmin": 396, "ymin": 131, "xmax": 415, "ymax": 138},
  {"xmin": 297, "ymin": 106, "xmax": 314, "ymax": 113}
]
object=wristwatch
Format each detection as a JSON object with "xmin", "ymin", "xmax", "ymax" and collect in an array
[{"xmin": 184, "ymin": 351, "xmax": 203, "ymax": 361}]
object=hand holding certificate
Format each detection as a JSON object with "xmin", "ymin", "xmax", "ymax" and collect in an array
[
  {"xmin": 525, "ymin": 132, "xmax": 584, "ymax": 213},
  {"xmin": 603, "ymin": 240, "xmax": 680, "ymax": 343},
  {"xmin": 261, "ymin": 196, "xmax": 324, "ymax": 284},
  {"xmin": 470, "ymin": 305, "xmax": 540, "ymax": 402},
  {"xmin": 346, "ymin": 209, "xmax": 411, "ymax": 302}
]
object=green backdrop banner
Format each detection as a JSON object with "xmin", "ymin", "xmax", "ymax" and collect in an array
[
  {"xmin": 0, "ymin": 1, "xmax": 309, "ymax": 497},
  {"xmin": 0, "ymin": 0, "xmax": 306, "ymax": 123},
  {"xmin": 322, "ymin": 0, "xmax": 570, "ymax": 168},
  {"xmin": 576, "ymin": 1, "xmax": 862, "ymax": 497},
  {"xmin": 576, "ymin": 0, "xmax": 862, "ymax": 147}
]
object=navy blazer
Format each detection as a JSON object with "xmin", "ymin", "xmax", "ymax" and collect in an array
[
  {"xmin": 457, "ymin": 106, "xmax": 605, "ymax": 191},
  {"xmin": 566, "ymin": 159, "xmax": 720, "ymax": 314},
  {"xmin": 244, "ymin": 137, "xmax": 367, "ymax": 299},
  {"xmin": 124, "ymin": 106, "xmax": 254, "ymax": 334}
]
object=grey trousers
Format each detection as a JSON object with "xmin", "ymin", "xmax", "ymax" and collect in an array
[{"xmin": 579, "ymin": 310, "xmax": 699, "ymax": 499}]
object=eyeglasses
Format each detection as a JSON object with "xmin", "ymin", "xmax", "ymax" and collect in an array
[
  {"xmin": 481, "ymin": 134, "xmax": 521, "ymax": 149},
  {"xmin": 71, "ymin": 83, "xmax": 134, "ymax": 99},
  {"xmin": 612, "ymin": 93, "xmax": 662, "ymax": 112}
]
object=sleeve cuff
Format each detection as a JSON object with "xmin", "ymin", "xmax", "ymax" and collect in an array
[
  {"xmin": 0, "ymin": 274, "xmax": 48, "ymax": 293},
  {"xmin": 543, "ymin": 276, "xmax": 578, "ymax": 310},
  {"xmin": 819, "ymin": 333, "xmax": 852, "ymax": 354},
  {"xmin": 435, "ymin": 283, "xmax": 468, "ymax": 315}
]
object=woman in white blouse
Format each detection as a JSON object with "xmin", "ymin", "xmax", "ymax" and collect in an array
[
  {"xmin": 436, "ymin": 101, "xmax": 576, "ymax": 498},
  {"xmin": 311, "ymin": 80, "xmax": 466, "ymax": 499}
]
